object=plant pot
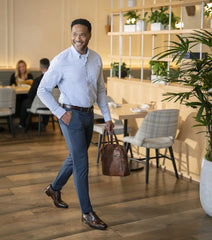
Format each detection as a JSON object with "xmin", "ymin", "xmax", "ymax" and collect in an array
[
  {"xmin": 200, "ymin": 157, "xmax": 212, "ymax": 217},
  {"xmin": 124, "ymin": 24, "xmax": 136, "ymax": 32},
  {"xmin": 136, "ymin": 20, "xmax": 147, "ymax": 31},
  {"xmin": 116, "ymin": 71, "xmax": 127, "ymax": 78},
  {"xmin": 151, "ymin": 23, "xmax": 165, "ymax": 31},
  {"xmin": 151, "ymin": 75, "xmax": 166, "ymax": 84}
]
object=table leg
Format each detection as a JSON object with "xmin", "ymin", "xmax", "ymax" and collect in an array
[{"xmin": 124, "ymin": 119, "xmax": 128, "ymax": 137}]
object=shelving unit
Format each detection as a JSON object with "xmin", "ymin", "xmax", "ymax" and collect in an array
[
  {"xmin": 111, "ymin": 0, "xmax": 210, "ymax": 13},
  {"xmin": 108, "ymin": 28, "xmax": 212, "ymax": 35},
  {"xmin": 109, "ymin": 0, "xmax": 212, "ymax": 81}
]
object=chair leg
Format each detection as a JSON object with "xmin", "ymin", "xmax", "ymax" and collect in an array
[
  {"xmin": 96, "ymin": 134, "xmax": 102, "ymax": 164},
  {"xmin": 129, "ymin": 144, "xmax": 133, "ymax": 158},
  {"xmin": 146, "ymin": 148, "xmax": 150, "ymax": 184},
  {"xmin": 125, "ymin": 143, "xmax": 133, "ymax": 157},
  {"xmin": 169, "ymin": 146, "xmax": 179, "ymax": 179},
  {"xmin": 8, "ymin": 115, "xmax": 15, "ymax": 138},
  {"xmin": 156, "ymin": 149, "xmax": 159, "ymax": 168},
  {"xmin": 38, "ymin": 114, "xmax": 41, "ymax": 137},
  {"xmin": 25, "ymin": 113, "xmax": 31, "ymax": 133},
  {"xmin": 51, "ymin": 115, "xmax": 55, "ymax": 130}
]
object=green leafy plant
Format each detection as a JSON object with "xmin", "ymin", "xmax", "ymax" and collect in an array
[
  {"xmin": 124, "ymin": 10, "xmax": 141, "ymax": 24},
  {"xmin": 111, "ymin": 62, "xmax": 130, "ymax": 78},
  {"xmin": 204, "ymin": 0, "xmax": 212, "ymax": 18},
  {"xmin": 147, "ymin": 6, "xmax": 179, "ymax": 29},
  {"xmin": 153, "ymin": 30, "xmax": 212, "ymax": 161},
  {"xmin": 149, "ymin": 60, "xmax": 168, "ymax": 76}
]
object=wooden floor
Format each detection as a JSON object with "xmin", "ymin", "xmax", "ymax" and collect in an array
[{"xmin": 0, "ymin": 123, "xmax": 212, "ymax": 240}]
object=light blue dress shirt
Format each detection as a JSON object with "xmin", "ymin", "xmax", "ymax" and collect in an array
[{"xmin": 37, "ymin": 46, "xmax": 111, "ymax": 122}]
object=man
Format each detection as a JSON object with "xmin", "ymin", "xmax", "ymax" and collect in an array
[
  {"xmin": 37, "ymin": 19, "xmax": 113, "ymax": 230},
  {"xmin": 18, "ymin": 58, "xmax": 50, "ymax": 129}
]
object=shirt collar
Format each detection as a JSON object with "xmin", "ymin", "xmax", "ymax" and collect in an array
[{"xmin": 71, "ymin": 45, "xmax": 89, "ymax": 60}]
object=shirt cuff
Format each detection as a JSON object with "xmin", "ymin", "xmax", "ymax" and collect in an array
[
  {"xmin": 54, "ymin": 106, "xmax": 66, "ymax": 119},
  {"xmin": 103, "ymin": 112, "xmax": 111, "ymax": 122}
]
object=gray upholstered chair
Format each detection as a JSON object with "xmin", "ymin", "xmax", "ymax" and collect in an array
[
  {"xmin": 26, "ymin": 88, "xmax": 61, "ymax": 136},
  {"xmin": 0, "ymin": 88, "xmax": 16, "ymax": 137},
  {"xmin": 123, "ymin": 109, "xmax": 179, "ymax": 184}
]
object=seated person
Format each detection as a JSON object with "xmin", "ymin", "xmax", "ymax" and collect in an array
[
  {"xmin": 18, "ymin": 58, "xmax": 50, "ymax": 129},
  {"xmin": 10, "ymin": 60, "xmax": 33, "ymax": 86}
]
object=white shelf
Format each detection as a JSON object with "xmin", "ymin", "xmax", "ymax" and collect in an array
[
  {"xmin": 109, "ymin": 0, "xmax": 208, "ymax": 80},
  {"xmin": 109, "ymin": 55, "xmax": 173, "ymax": 62}
]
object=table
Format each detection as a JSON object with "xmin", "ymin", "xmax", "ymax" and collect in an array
[
  {"xmin": 94, "ymin": 103, "xmax": 150, "ymax": 136},
  {"xmin": 13, "ymin": 85, "xmax": 31, "ymax": 94},
  {"xmin": 0, "ymin": 85, "xmax": 31, "ymax": 94}
]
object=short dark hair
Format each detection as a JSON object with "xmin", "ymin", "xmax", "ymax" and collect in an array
[
  {"xmin": 71, "ymin": 18, "xmax": 92, "ymax": 33},
  {"xmin": 40, "ymin": 58, "xmax": 50, "ymax": 69}
]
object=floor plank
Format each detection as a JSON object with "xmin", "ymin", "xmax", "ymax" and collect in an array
[{"xmin": 0, "ymin": 124, "xmax": 211, "ymax": 239}]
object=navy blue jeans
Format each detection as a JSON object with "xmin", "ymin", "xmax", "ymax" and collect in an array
[{"xmin": 51, "ymin": 109, "xmax": 94, "ymax": 214}]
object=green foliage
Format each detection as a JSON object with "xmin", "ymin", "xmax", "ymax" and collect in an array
[
  {"xmin": 124, "ymin": 11, "xmax": 141, "ymax": 24},
  {"xmin": 111, "ymin": 62, "xmax": 130, "ymax": 78},
  {"xmin": 149, "ymin": 60, "xmax": 168, "ymax": 77},
  {"xmin": 147, "ymin": 6, "xmax": 179, "ymax": 29},
  {"xmin": 153, "ymin": 30, "xmax": 212, "ymax": 161},
  {"xmin": 204, "ymin": 0, "xmax": 212, "ymax": 18}
]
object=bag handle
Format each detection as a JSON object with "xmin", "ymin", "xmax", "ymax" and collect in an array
[{"xmin": 102, "ymin": 129, "xmax": 119, "ymax": 147}]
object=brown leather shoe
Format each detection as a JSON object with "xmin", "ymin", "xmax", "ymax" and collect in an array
[
  {"xmin": 45, "ymin": 184, "xmax": 68, "ymax": 208},
  {"xmin": 82, "ymin": 211, "xmax": 107, "ymax": 230}
]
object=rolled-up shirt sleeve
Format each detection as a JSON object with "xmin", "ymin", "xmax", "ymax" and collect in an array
[
  {"xmin": 37, "ymin": 60, "xmax": 66, "ymax": 119},
  {"xmin": 96, "ymin": 63, "xmax": 111, "ymax": 122}
]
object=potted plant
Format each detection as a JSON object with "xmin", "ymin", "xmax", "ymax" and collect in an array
[
  {"xmin": 204, "ymin": 0, "xmax": 212, "ymax": 28},
  {"xmin": 149, "ymin": 60, "xmax": 167, "ymax": 84},
  {"xmin": 111, "ymin": 62, "xmax": 130, "ymax": 78},
  {"xmin": 136, "ymin": 12, "xmax": 148, "ymax": 31},
  {"xmin": 124, "ymin": 10, "xmax": 140, "ymax": 32},
  {"xmin": 148, "ymin": 6, "xmax": 179, "ymax": 31},
  {"xmin": 154, "ymin": 30, "xmax": 212, "ymax": 216}
]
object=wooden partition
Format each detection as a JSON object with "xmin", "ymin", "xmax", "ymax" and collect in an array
[{"xmin": 107, "ymin": 77, "xmax": 206, "ymax": 182}]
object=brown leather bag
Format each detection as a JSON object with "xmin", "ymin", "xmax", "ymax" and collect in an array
[{"xmin": 101, "ymin": 130, "xmax": 130, "ymax": 176}]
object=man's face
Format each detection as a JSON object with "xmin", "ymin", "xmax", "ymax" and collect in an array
[{"xmin": 71, "ymin": 24, "xmax": 91, "ymax": 54}]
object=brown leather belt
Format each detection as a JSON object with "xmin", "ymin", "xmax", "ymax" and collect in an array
[{"xmin": 62, "ymin": 104, "xmax": 93, "ymax": 113}]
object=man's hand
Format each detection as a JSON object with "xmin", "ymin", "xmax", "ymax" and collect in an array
[
  {"xmin": 61, "ymin": 111, "xmax": 72, "ymax": 125},
  {"xmin": 105, "ymin": 120, "xmax": 114, "ymax": 133}
]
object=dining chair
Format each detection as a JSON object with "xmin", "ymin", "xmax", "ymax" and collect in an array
[
  {"xmin": 123, "ymin": 109, "xmax": 179, "ymax": 184},
  {"xmin": 25, "ymin": 88, "xmax": 62, "ymax": 136},
  {"xmin": 0, "ymin": 88, "xmax": 16, "ymax": 137}
]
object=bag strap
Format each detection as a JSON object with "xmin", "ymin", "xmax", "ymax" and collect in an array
[
  {"xmin": 102, "ymin": 129, "xmax": 119, "ymax": 147},
  {"xmin": 102, "ymin": 129, "xmax": 111, "ymax": 148},
  {"xmin": 112, "ymin": 131, "xmax": 119, "ymax": 145}
]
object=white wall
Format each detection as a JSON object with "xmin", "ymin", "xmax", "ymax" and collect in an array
[
  {"xmin": 0, "ymin": 0, "xmax": 210, "ymax": 69},
  {"xmin": 0, "ymin": 0, "xmax": 111, "ymax": 69}
]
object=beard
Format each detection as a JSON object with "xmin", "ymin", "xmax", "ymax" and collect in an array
[{"xmin": 72, "ymin": 40, "xmax": 88, "ymax": 54}]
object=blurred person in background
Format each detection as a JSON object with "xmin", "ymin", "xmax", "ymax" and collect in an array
[
  {"xmin": 18, "ymin": 58, "xmax": 50, "ymax": 129},
  {"xmin": 10, "ymin": 60, "xmax": 33, "ymax": 86}
]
